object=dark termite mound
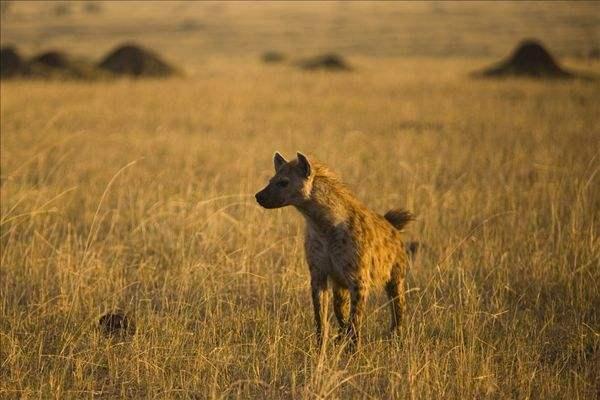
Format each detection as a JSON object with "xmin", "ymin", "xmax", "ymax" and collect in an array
[
  {"xmin": 31, "ymin": 50, "xmax": 71, "ymax": 69},
  {"xmin": 298, "ymin": 53, "xmax": 351, "ymax": 71},
  {"xmin": 1, "ymin": 46, "xmax": 24, "ymax": 78},
  {"xmin": 261, "ymin": 51, "xmax": 286, "ymax": 63},
  {"xmin": 27, "ymin": 50, "xmax": 104, "ymax": 80},
  {"xmin": 98, "ymin": 43, "xmax": 176, "ymax": 77},
  {"xmin": 476, "ymin": 40, "xmax": 573, "ymax": 79}
]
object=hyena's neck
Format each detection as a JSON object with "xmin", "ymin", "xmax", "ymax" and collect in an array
[{"xmin": 295, "ymin": 172, "xmax": 357, "ymax": 233}]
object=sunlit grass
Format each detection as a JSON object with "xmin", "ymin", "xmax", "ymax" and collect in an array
[{"xmin": 1, "ymin": 57, "xmax": 598, "ymax": 398}]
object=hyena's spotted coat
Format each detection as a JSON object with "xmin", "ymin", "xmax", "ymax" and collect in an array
[{"xmin": 256, "ymin": 152, "xmax": 413, "ymax": 346}]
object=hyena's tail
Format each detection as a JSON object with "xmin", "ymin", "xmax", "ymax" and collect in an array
[{"xmin": 384, "ymin": 208, "xmax": 415, "ymax": 231}]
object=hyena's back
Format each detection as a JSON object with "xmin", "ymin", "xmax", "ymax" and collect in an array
[{"xmin": 326, "ymin": 207, "xmax": 410, "ymax": 289}]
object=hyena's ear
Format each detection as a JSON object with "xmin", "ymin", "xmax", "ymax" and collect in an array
[
  {"xmin": 296, "ymin": 152, "xmax": 311, "ymax": 178},
  {"xmin": 274, "ymin": 152, "xmax": 287, "ymax": 171}
]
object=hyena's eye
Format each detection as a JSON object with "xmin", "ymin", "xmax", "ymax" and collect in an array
[{"xmin": 276, "ymin": 180, "xmax": 289, "ymax": 188}]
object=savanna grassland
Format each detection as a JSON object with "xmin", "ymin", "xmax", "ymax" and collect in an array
[{"xmin": 1, "ymin": 2, "xmax": 599, "ymax": 399}]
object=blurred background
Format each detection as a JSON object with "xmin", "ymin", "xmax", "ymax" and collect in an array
[{"xmin": 1, "ymin": 1, "xmax": 599, "ymax": 69}]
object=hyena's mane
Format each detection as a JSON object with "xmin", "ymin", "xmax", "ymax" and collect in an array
[
  {"xmin": 311, "ymin": 161, "xmax": 353, "ymax": 197},
  {"xmin": 303, "ymin": 160, "xmax": 370, "ymax": 220}
]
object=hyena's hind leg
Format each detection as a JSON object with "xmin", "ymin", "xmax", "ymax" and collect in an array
[
  {"xmin": 385, "ymin": 262, "xmax": 407, "ymax": 334},
  {"xmin": 332, "ymin": 284, "xmax": 349, "ymax": 331},
  {"xmin": 346, "ymin": 283, "xmax": 366, "ymax": 346}
]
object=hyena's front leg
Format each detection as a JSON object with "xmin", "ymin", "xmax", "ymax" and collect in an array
[
  {"xmin": 311, "ymin": 277, "xmax": 329, "ymax": 346},
  {"xmin": 346, "ymin": 283, "xmax": 366, "ymax": 346}
]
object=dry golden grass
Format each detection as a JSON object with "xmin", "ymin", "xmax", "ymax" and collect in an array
[{"xmin": 1, "ymin": 2, "xmax": 600, "ymax": 399}]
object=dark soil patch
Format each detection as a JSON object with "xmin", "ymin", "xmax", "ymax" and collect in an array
[
  {"xmin": 98, "ymin": 43, "xmax": 176, "ymax": 77},
  {"xmin": 406, "ymin": 241, "xmax": 420, "ymax": 260},
  {"xmin": 98, "ymin": 311, "xmax": 136, "ymax": 337},
  {"xmin": 298, "ymin": 53, "xmax": 351, "ymax": 71}
]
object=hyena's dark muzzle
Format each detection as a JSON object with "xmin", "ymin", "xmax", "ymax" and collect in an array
[{"xmin": 255, "ymin": 186, "xmax": 284, "ymax": 209}]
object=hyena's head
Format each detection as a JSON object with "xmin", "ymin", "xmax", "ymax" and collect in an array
[{"xmin": 255, "ymin": 152, "xmax": 313, "ymax": 209}]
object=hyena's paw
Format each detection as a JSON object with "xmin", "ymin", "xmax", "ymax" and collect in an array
[
  {"xmin": 334, "ymin": 326, "xmax": 360, "ymax": 351},
  {"xmin": 386, "ymin": 324, "xmax": 405, "ymax": 344},
  {"xmin": 333, "ymin": 330, "xmax": 350, "ymax": 345}
]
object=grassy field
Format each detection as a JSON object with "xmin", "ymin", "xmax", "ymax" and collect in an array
[{"xmin": 1, "ymin": 2, "xmax": 600, "ymax": 399}]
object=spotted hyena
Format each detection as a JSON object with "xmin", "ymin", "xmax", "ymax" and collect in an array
[{"xmin": 255, "ymin": 152, "xmax": 414, "ymax": 346}]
